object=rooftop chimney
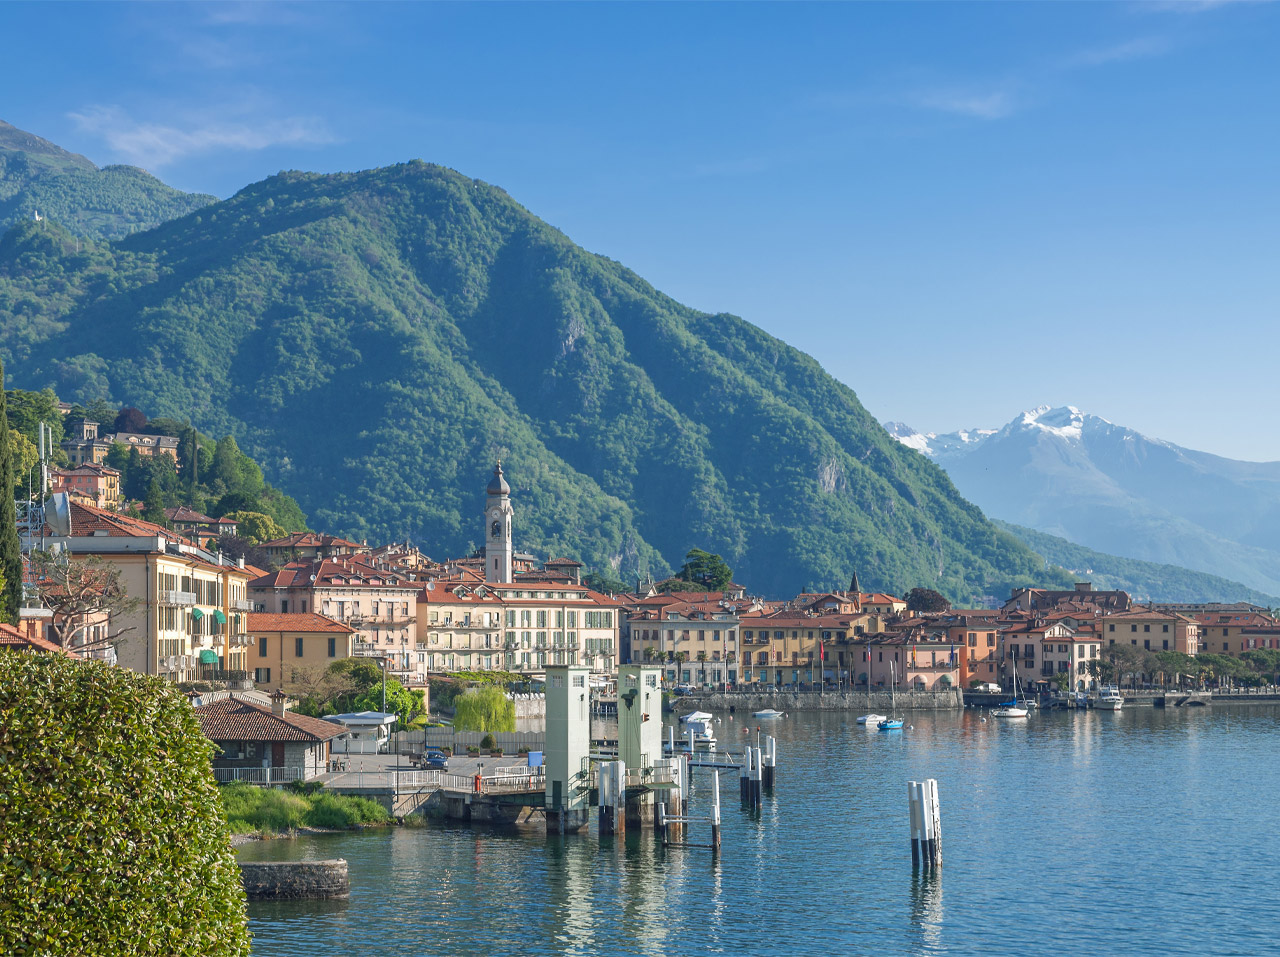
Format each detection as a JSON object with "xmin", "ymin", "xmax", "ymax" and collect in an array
[{"xmin": 271, "ymin": 689, "xmax": 288, "ymax": 717}]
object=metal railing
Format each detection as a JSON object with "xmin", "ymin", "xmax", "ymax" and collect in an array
[
  {"xmin": 231, "ymin": 598, "xmax": 254, "ymax": 612},
  {"xmin": 214, "ymin": 767, "xmax": 304, "ymax": 785},
  {"xmin": 159, "ymin": 590, "xmax": 197, "ymax": 607}
]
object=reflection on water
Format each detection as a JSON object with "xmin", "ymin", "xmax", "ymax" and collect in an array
[{"xmin": 245, "ymin": 705, "xmax": 1280, "ymax": 957}]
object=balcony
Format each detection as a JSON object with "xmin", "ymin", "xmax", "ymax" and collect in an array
[
  {"xmin": 231, "ymin": 598, "xmax": 254, "ymax": 613},
  {"xmin": 159, "ymin": 590, "xmax": 196, "ymax": 607}
]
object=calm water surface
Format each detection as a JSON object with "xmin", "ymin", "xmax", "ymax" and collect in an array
[{"xmin": 241, "ymin": 705, "xmax": 1280, "ymax": 956}]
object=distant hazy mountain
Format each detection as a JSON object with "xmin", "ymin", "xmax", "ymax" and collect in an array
[
  {"xmin": 992, "ymin": 519, "xmax": 1279, "ymax": 607},
  {"xmin": 888, "ymin": 405, "xmax": 1280, "ymax": 595},
  {"xmin": 0, "ymin": 119, "xmax": 215, "ymax": 239}
]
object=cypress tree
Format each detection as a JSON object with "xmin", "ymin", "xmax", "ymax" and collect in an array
[{"xmin": 0, "ymin": 362, "xmax": 24, "ymax": 624}]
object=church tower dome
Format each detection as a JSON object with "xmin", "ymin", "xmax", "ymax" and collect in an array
[{"xmin": 484, "ymin": 462, "xmax": 514, "ymax": 584}]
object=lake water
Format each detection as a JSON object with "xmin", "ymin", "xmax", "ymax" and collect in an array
[{"xmin": 240, "ymin": 705, "xmax": 1280, "ymax": 956}]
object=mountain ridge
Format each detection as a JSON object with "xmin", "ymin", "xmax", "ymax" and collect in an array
[{"xmin": 0, "ymin": 144, "xmax": 1073, "ymax": 601}]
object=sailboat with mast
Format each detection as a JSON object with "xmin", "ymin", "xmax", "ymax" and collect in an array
[
  {"xmin": 992, "ymin": 658, "xmax": 1029, "ymax": 719},
  {"xmin": 878, "ymin": 660, "xmax": 905, "ymax": 730}
]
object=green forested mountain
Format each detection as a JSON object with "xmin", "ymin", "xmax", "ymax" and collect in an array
[
  {"xmin": 0, "ymin": 158, "xmax": 1078, "ymax": 600},
  {"xmin": 995, "ymin": 519, "xmax": 1280, "ymax": 607},
  {"xmin": 0, "ymin": 120, "xmax": 215, "ymax": 240}
]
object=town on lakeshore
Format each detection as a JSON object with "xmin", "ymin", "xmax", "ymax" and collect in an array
[{"xmin": 12, "ymin": 444, "xmax": 1279, "ymax": 712}]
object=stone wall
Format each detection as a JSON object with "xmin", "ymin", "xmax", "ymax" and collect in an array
[
  {"xmin": 240, "ymin": 860, "xmax": 350, "ymax": 900},
  {"xmin": 678, "ymin": 689, "xmax": 963, "ymax": 712}
]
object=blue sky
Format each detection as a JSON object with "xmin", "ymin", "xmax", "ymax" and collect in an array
[{"xmin": 4, "ymin": 1, "xmax": 1278, "ymax": 459}]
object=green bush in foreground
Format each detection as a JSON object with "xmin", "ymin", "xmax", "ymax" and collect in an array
[
  {"xmin": 218, "ymin": 781, "xmax": 390, "ymax": 833},
  {"xmin": 0, "ymin": 652, "xmax": 249, "ymax": 956}
]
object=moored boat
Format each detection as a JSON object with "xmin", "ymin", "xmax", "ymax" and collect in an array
[
  {"xmin": 1096, "ymin": 692, "xmax": 1124, "ymax": 711},
  {"xmin": 752, "ymin": 709, "xmax": 785, "ymax": 719},
  {"xmin": 856, "ymin": 713, "xmax": 887, "ymax": 726}
]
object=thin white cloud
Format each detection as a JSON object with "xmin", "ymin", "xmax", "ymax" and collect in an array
[
  {"xmin": 912, "ymin": 87, "xmax": 1019, "ymax": 120},
  {"xmin": 1140, "ymin": 0, "xmax": 1268, "ymax": 13},
  {"xmin": 1065, "ymin": 35, "xmax": 1174, "ymax": 67},
  {"xmin": 68, "ymin": 105, "xmax": 336, "ymax": 169}
]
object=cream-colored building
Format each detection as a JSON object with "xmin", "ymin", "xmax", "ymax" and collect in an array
[
  {"xmin": 47, "ymin": 502, "xmax": 254, "ymax": 682},
  {"xmin": 1101, "ymin": 609, "xmax": 1200, "ymax": 656}
]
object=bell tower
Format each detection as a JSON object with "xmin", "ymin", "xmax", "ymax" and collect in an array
[{"xmin": 485, "ymin": 462, "xmax": 514, "ymax": 584}]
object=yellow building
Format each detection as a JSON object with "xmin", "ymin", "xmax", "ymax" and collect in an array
[{"xmin": 245, "ymin": 612, "xmax": 356, "ymax": 692}]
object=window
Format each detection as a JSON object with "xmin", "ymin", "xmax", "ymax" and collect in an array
[
  {"xmin": 1143, "ymin": 625, "xmax": 1150, "ymax": 633},
  {"xmin": 328, "ymin": 637, "xmax": 336, "ymax": 657},
  {"xmin": 258, "ymin": 636, "xmax": 267, "ymax": 658},
  {"xmin": 968, "ymin": 635, "xmax": 976, "ymax": 646},
  {"xmin": 1109, "ymin": 624, "xmax": 1115, "ymax": 632},
  {"xmin": 295, "ymin": 638, "xmax": 304, "ymax": 657},
  {"xmin": 1143, "ymin": 640, "xmax": 1151, "ymax": 650},
  {"xmin": 1162, "ymin": 625, "xmax": 1169, "ymax": 633},
  {"xmin": 254, "ymin": 668, "xmax": 271, "ymax": 683},
  {"xmin": 987, "ymin": 633, "xmax": 995, "ymax": 646},
  {"xmin": 1131, "ymin": 624, "xmax": 1137, "ymax": 632},
  {"xmin": 281, "ymin": 600, "xmax": 289, "ymax": 614},
  {"xmin": 1162, "ymin": 640, "xmax": 1169, "ymax": 651}
]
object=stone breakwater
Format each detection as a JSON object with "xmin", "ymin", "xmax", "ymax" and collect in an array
[
  {"xmin": 678, "ymin": 690, "xmax": 963, "ymax": 712},
  {"xmin": 240, "ymin": 860, "xmax": 350, "ymax": 900}
]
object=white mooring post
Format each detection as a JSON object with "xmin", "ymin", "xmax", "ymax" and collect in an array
[
  {"xmin": 711, "ymin": 769, "xmax": 722, "ymax": 851},
  {"xmin": 763, "ymin": 735, "xmax": 776, "ymax": 789},
  {"xmin": 907, "ymin": 778, "xmax": 942, "ymax": 868},
  {"xmin": 750, "ymin": 747, "xmax": 762, "ymax": 808},
  {"xmin": 739, "ymin": 747, "xmax": 751, "ymax": 801}
]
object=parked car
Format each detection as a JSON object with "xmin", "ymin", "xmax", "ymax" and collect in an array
[
  {"xmin": 972, "ymin": 682, "xmax": 1001, "ymax": 694},
  {"xmin": 421, "ymin": 748, "xmax": 449, "ymax": 771}
]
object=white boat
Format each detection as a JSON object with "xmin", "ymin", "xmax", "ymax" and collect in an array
[
  {"xmin": 1096, "ymin": 692, "xmax": 1124, "ymax": 711},
  {"xmin": 679, "ymin": 711, "xmax": 713, "ymax": 724},
  {"xmin": 991, "ymin": 668, "xmax": 1029, "ymax": 719},
  {"xmin": 681, "ymin": 718, "xmax": 717, "ymax": 751},
  {"xmin": 752, "ymin": 709, "xmax": 785, "ymax": 719},
  {"xmin": 856, "ymin": 713, "xmax": 887, "ymax": 726}
]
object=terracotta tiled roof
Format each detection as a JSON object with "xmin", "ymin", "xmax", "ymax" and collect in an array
[
  {"xmin": 260, "ymin": 532, "xmax": 364, "ymax": 550},
  {"xmin": 195, "ymin": 695, "xmax": 344, "ymax": 742},
  {"xmin": 246, "ymin": 612, "xmax": 354, "ymax": 634},
  {"xmin": 165, "ymin": 505, "xmax": 215, "ymax": 523},
  {"xmin": 50, "ymin": 501, "xmax": 179, "ymax": 541},
  {"xmin": 0, "ymin": 623, "xmax": 75, "ymax": 655}
]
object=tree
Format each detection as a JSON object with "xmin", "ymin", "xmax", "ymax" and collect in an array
[
  {"xmin": 905, "ymin": 587, "xmax": 951, "ymax": 613},
  {"xmin": 9, "ymin": 429, "xmax": 39, "ymax": 501},
  {"xmin": 113, "ymin": 406, "xmax": 147, "ymax": 434},
  {"xmin": 142, "ymin": 478, "xmax": 166, "ymax": 525},
  {"xmin": 0, "ymin": 367, "xmax": 22, "ymax": 624},
  {"xmin": 355, "ymin": 678, "xmax": 423, "ymax": 731},
  {"xmin": 214, "ymin": 533, "xmax": 270, "ymax": 570},
  {"xmin": 583, "ymin": 569, "xmax": 628, "ymax": 595},
  {"xmin": 670, "ymin": 552, "xmax": 732, "ymax": 591},
  {"xmin": 225, "ymin": 510, "xmax": 286, "ymax": 545},
  {"xmin": 452, "ymin": 685, "xmax": 516, "ymax": 733},
  {"xmin": 0, "ymin": 653, "xmax": 250, "ymax": 955},
  {"xmin": 31, "ymin": 552, "xmax": 140, "ymax": 654}
]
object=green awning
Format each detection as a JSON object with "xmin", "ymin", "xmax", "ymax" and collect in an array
[
  {"xmin": 191, "ymin": 608, "xmax": 204, "ymax": 621},
  {"xmin": 213, "ymin": 610, "xmax": 227, "ymax": 624},
  {"xmin": 199, "ymin": 649, "xmax": 218, "ymax": 664}
]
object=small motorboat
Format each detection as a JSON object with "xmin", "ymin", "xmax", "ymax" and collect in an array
[
  {"xmin": 1096, "ymin": 692, "xmax": 1124, "ymax": 711},
  {"xmin": 856, "ymin": 713, "xmax": 887, "ymax": 726},
  {"xmin": 753, "ymin": 709, "xmax": 785, "ymax": 719},
  {"xmin": 679, "ymin": 711, "xmax": 713, "ymax": 724},
  {"xmin": 877, "ymin": 717, "xmax": 905, "ymax": 731}
]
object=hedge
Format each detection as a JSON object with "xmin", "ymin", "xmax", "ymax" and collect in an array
[{"xmin": 0, "ymin": 652, "xmax": 250, "ymax": 956}]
